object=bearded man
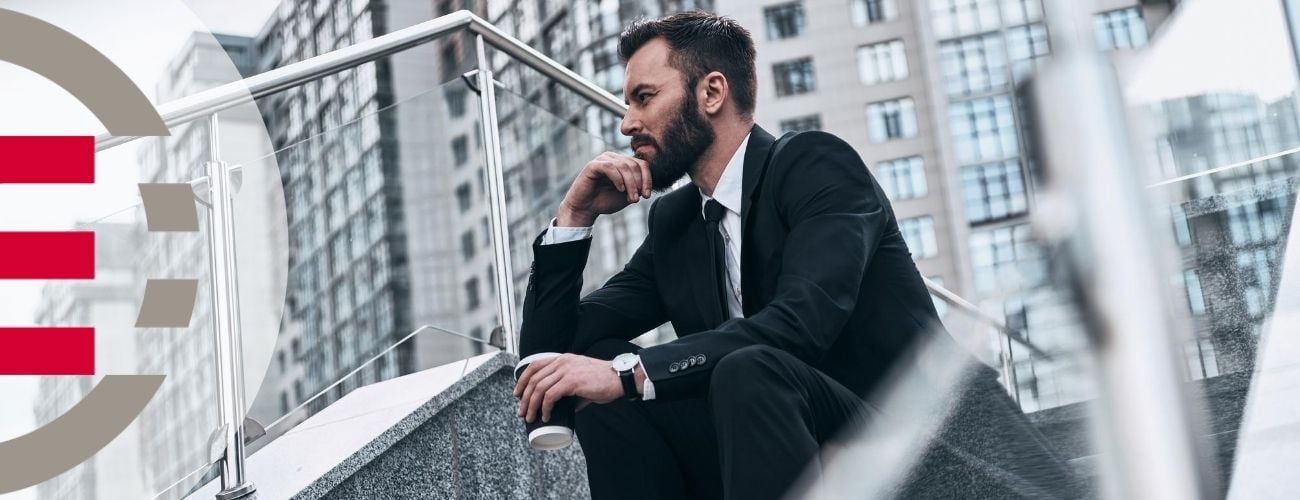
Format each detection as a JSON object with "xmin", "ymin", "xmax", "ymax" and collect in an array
[{"xmin": 511, "ymin": 11, "xmax": 1076, "ymax": 500}]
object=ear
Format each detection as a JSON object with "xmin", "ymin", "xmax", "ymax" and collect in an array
[{"xmin": 699, "ymin": 71, "xmax": 729, "ymax": 116}]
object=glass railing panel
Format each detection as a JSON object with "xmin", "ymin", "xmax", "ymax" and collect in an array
[
  {"xmin": 1123, "ymin": 1, "xmax": 1300, "ymax": 495},
  {"xmin": 226, "ymin": 76, "xmax": 499, "ymax": 451},
  {"xmin": 800, "ymin": 306, "xmax": 1101, "ymax": 499}
]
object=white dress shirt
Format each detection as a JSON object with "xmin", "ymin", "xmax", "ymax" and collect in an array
[{"xmin": 539, "ymin": 132, "xmax": 752, "ymax": 399}]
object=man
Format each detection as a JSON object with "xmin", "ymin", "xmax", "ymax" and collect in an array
[{"xmin": 512, "ymin": 11, "xmax": 1074, "ymax": 500}]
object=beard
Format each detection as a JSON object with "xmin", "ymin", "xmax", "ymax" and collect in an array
[{"xmin": 631, "ymin": 89, "xmax": 716, "ymax": 192}]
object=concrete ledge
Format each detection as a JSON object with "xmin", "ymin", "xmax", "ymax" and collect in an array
[{"xmin": 187, "ymin": 352, "xmax": 589, "ymax": 500}]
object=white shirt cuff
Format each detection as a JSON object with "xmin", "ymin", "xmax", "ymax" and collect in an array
[
  {"xmin": 638, "ymin": 356, "xmax": 656, "ymax": 400},
  {"xmin": 540, "ymin": 217, "xmax": 593, "ymax": 245}
]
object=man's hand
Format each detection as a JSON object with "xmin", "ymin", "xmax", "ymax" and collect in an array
[
  {"xmin": 513, "ymin": 354, "xmax": 624, "ymax": 423},
  {"xmin": 556, "ymin": 152, "xmax": 652, "ymax": 227}
]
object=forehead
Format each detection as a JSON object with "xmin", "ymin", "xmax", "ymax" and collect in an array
[{"xmin": 624, "ymin": 37, "xmax": 680, "ymax": 91}]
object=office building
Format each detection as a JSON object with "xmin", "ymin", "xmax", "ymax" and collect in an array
[
  {"xmin": 32, "ymin": 223, "xmax": 146, "ymax": 500},
  {"xmin": 715, "ymin": 0, "xmax": 1182, "ymax": 410}
]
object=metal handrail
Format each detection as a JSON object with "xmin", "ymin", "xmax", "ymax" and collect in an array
[
  {"xmin": 92, "ymin": 10, "xmax": 623, "ymax": 152},
  {"xmin": 88, "ymin": 8, "xmax": 1033, "ymax": 355}
]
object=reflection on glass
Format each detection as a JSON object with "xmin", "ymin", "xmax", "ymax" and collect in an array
[{"xmin": 240, "ymin": 79, "xmax": 498, "ymax": 447}]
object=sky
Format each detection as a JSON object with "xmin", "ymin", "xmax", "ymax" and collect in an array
[{"xmin": 0, "ymin": 1, "xmax": 276, "ymax": 498}]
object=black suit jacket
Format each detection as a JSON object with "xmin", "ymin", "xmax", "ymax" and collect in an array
[{"xmin": 519, "ymin": 125, "xmax": 946, "ymax": 401}]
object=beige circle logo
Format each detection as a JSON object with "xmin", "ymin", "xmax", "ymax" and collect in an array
[{"xmin": 0, "ymin": 7, "xmax": 198, "ymax": 493}]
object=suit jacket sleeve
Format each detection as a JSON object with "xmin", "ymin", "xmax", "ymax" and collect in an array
[
  {"xmin": 518, "ymin": 202, "xmax": 668, "ymax": 357},
  {"xmin": 636, "ymin": 132, "xmax": 887, "ymax": 399}
]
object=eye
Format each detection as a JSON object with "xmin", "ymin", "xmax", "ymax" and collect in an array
[{"xmin": 638, "ymin": 92, "xmax": 653, "ymax": 103}]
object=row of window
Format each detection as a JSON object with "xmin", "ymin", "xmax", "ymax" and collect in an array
[
  {"xmin": 776, "ymin": 97, "xmax": 918, "ymax": 144},
  {"xmin": 773, "ymin": 39, "xmax": 910, "ymax": 98},
  {"xmin": 764, "ymin": 0, "xmax": 899, "ymax": 41}
]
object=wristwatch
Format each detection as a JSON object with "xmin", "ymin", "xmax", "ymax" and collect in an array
[{"xmin": 611, "ymin": 353, "xmax": 641, "ymax": 401}]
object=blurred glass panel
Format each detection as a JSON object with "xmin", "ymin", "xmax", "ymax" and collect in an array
[
  {"xmin": 1122, "ymin": 1, "xmax": 1300, "ymax": 496},
  {"xmin": 234, "ymin": 78, "xmax": 497, "ymax": 453},
  {"xmin": 795, "ymin": 296, "xmax": 1097, "ymax": 499}
]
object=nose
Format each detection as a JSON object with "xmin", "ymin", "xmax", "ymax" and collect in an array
[{"xmin": 620, "ymin": 111, "xmax": 640, "ymax": 138}]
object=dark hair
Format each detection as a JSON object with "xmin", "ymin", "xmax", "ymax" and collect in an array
[{"xmin": 618, "ymin": 11, "xmax": 757, "ymax": 118}]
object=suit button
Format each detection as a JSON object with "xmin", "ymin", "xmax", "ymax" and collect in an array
[
  {"xmin": 669, "ymin": 362, "xmax": 680, "ymax": 373},
  {"xmin": 697, "ymin": 355, "xmax": 707, "ymax": 365},
  {"xmin": 687, "ymin": 357, "xmax": 697, "ymax": 367}
]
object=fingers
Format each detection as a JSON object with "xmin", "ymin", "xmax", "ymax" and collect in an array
[
  {"xmin": 541, "ymin": 380, "xmax": 571, "ymax": 423},
  {"xmin": 593, "ymin": 152, "xmax": 651, "ymax": 202},
  {"xmin": 518, "ymin": 355, "xmax": 567, "ymax": 422},
  {"xmin": 528, "ymin": 369, "xmax": 563, "ymax": 422},
  {"xmin": 633, "ymin": 157, "xmax": 652, "ymax": 196},
  {"xmin": 513, "ymin": 356, "xmax": 554, "ymax": 397},
  {"xmin": 514, "ymin": 357, "xmax": 556, "ymax": 417}
]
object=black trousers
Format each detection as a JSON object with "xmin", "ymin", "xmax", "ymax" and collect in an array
[
  {"xmin": 575, "ymin": 339, "xmax": 1079, "ymax": 500},
  {"xmin": 577, "ymin": 340, "xmax": 866, "ymax": 500}
]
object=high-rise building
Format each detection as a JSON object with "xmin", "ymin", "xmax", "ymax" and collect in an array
[
  {"xmin": 243, "ymin": 0, "xmax": 484, "ymax": 420},
  {"xmin": 32, "ymin": 223, "xmax": 145, "ymax": 500},
  {"xmin": 714, "ymin": 0, "xmax": 1183, "ymax": 410}
]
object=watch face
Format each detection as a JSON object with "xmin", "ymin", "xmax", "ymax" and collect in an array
[{"xmin": 612, "ymin": 353, "xmax": 638, "ymax": 372}]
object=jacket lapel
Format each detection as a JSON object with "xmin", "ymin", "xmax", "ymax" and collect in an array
[
  {"xmin": 740, "ymin": 124, "xmax": 776, "ymax": 234},
  {"xmin": 740, "ymin": 125, "xmax": 776, "ymax": 317}
]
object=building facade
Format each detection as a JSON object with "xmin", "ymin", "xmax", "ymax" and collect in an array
[
  {"xmin": 714, "ymin": 0, "xmax": 1185, "ymax": 410},
  {"xmin": 33, "ymin": 223, "xmax": 145, "ymax": 500}
]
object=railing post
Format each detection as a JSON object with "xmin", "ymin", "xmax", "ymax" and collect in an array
[
  {"xmin": 203, "ymin": 113, "xmax": 257, "ymax": 500},
  {"xmin": 1033, "ymin": 1, "xmax": 1212, "ymax": 499},
  {"xmin": 474, "ymin": 34, "xmax": 519, "ymax": 354}
]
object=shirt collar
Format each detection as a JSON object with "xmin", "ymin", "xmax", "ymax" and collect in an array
[{"xmin": 700, "ymin": 132, "xmax": 750, "ymax": 217}]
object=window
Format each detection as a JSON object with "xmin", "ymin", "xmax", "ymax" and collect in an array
[
  {"xmin": 876, "ymin": 156, "xmax": 927, "ymax": 200},
  {"xmin": 1000, "ymin": 0, "xmax": 1043, "ymax": 26},
  {"xmin": 460, "ymin": 229, "xmax": 476, "ymax": 261},
  {"xmin": 857, "ymin": 40, "xmax": 909, "ymax": 85},
  {"xmin": 1236, "ymin": 248, "xmax": 1277, "ymax": 318},
  {"xmin": 866, "ymin": 98, "xmax": 917, "ymax": 143},
  {"xmin": 961, "ymin": 160, "xmax": 1028, "ymax": 223},
  {"xmin": 765, "ymin": 2, "xmax": 805, "ymax": 40},
  {"xmin": 1227, "ymin": 199, "xmax": 1287, "ymax": 245},
  {"xmin": 1094, "ymin": 7, "xmax": 1147, "ymax": 51},
  {"xmin": 938, "ymin": 33, "xmax": 1007, "ymax": 97},
  {"xmin": 1006, "ymin": 23, "xmax": 1050, "ymax": 81},
  {"xmin": 456, "ymin": 182, "xmax": 472, "ymax": 212},
  {"xmin": 1183, "ymin": 269, "xmax": 1206, "ymax": 316},
  {"xmin": 851, "ymin": 0, "xmax": 898, "ymax": 26},
  {"xmin": 899, "ymin": 216, "xmax": 938, "ymax": 259},
  {"xmin": 440, "ymin": 44, "xmax": 459, "ymax": 81},
  {"xmin": 948, "ymin": 95, "xmax": 1019, "ymax": 165},
  {"xmin": 779, "ymin": 115, "xmax": 822, "ymax": 134},
  {"xmin": 452, "ymin": 135, "xmax": 469, "ymax": 166},
  {"xmin": 969, "ymin": 224, "xmax": 1043, "ymax": 292},
  {"xmin": 1171, "ymin": 205, "xmax": 1192, "ymax": 246},
  {"xmin": 930, "ymin": 0, "xmax": 1001, "ymax": 39},
  {"xmin": 446, "ymin": 86, "xmax": 468, "ymax": 118},
  {"xmin": 773, "ymin": 58, "xmax": 816, "ymax": 97},
  {"xmin": 465, "ymin": 277, "xmax": 481, "ymax": 310}
]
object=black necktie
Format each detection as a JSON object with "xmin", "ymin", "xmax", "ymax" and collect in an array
[{"xmin": 703, "ymin": 199, "xmax": 730, "ymax": 322}]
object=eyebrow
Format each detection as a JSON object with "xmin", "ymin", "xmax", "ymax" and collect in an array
[{"xmin": 624, "ymin": 84, "xmax": 655, "ymax": 105}]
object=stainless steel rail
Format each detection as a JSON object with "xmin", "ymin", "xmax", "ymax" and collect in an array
[{"xmin": 93, "ymin": 10, "xmax": 623, "ymax": 151}]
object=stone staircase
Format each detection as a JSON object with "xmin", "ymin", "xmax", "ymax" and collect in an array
[{"xmin": 186, "ymin": 352, "xmax": 590, "ymax": 499}]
